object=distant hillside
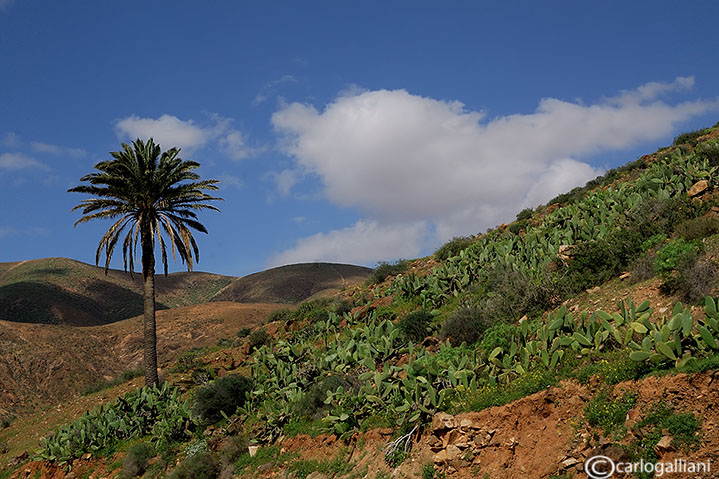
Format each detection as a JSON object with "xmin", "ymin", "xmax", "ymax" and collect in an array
[
  {"xmin": 0, "ymin": 257, "xmax": 235, "ymax": 325},
  {"xmin": 211, "ymin": 262, "xmax": 372, "ymax": 304},
  {"xmin": 0, "ymin": 301, "xmax": 283, "ymax": 415}
]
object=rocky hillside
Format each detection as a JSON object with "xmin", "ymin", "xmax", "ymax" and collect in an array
[{"xmin": 2, "ymin": 124, "xmax": 719, "ymax": 478}]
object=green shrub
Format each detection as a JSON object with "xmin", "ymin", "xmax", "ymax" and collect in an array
[
  {"xmin": 294, "ymin": 374, "xmax": 355, "ymax": 418},
  {"xmin": 434, "ymin": 236, "xmax": 474, "ymax": 261},
  {"xmin": 641, "ymin": 233, "xmax": 667, "ymax": 252},
  {"xmin": 508, "ymin": 220, "xmax": 527, "ymax": 235},
  {"xmin": 422, "ymin": 463, "xmax": 436, "ymax": 479},
  {"xmin": 169, "ymin": 451, "xmax": 220, "ymax": 479},
  {"xmin": 696, "ymin": 140, "xmax": 719, "ymax": 166},
  {"xmin": 267, "ymin": 309, "xmax": 293, "ymax": 323},
  {"xmin": 478, "ymin": 322, "xmax": 516, "ymax": 356},
  {"xmin": 654, "ymin": 239, "xmax": 697, "ymax": 277},
  {"xmin": 292, "ymin": 299, "xmax": 331, "ymax": 323},
  {"xmin": 559, "ymin": 228, "xmax": 646, "ymax": 295},
  {"xmin": 398, "ymin": 310, "xmax": 433, "ymax": 342},
  {"xmin": 440, "ymin": 305, "xmax": 492, "ymax": 345},
  {"xmin": 628, "ymin": 401, "xmax": 702, "ymax": 471},
  {"xmin": 236, "ymin": 327, "xmax": 250, "ymax": 338},
  {"xmin": 673, "ymin": 128, "xmax": 709, "ymax": 145},
  {"xmin": 368, "ymin": 260, "xmax": 409, "ymax": 285},
  {"xmin": 584, "ymin": 391, "xmax": 636, "ymax": 437},
  {"xmin": 172, "ymin": 349, "xmax": 203, "ymax": 373},
  {"xmin": 674, "ymin": 215, "xmax": 719, "ymax": 241},
  {"xmin": 248, "ymin": 328, "xmax": 270, "ymax": 350},
  {"xmin": 516, "ymin": 208, "xmax": 534, "ymax": 222},
  {"xmin": 192, "ymin": 375, "xmax": 253, "ymax": 425},
  {"xmin": 332, "ymin": 299, "xmax": 353, "ymax": 317},
  {"xmin": 122, "ymin": 443, "xmax": 154, "ymax": 478}
]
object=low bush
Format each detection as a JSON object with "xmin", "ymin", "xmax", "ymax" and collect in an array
[
  {"xmin": 434, "ymin": 236, "xmax": 474, "ymax": 261},
  {"xmin": 584, "ymin": 390, "xmax": 636, "ymax": 437},
  {"xmin": 121, "ymin": 443, "xmax": 154, "ymax": 478},
  {"xmin": 673, "ymin": 128, "xmax": 709, "ymax": 145},
  {"xmin": 483, "ymin": 267, "xmax": 556, "ymax": 321},
  {"xmin": 478, "ymin": 322, "xmax": 517, "ymax": 357},
  {"xmin": 440, "ymin": 305, "xmax": 492, "ymax": 345},
  {"xmin": 629, "ymin": 253, "xmax": 657, "ymax": 284},
  {"xmin": 267, "ymin": 309, "xmax": 293, "ymax": 323},
  {"xmin": 219, "ymin": 435, "xmax": 248, "ymax": 466},
  {"xmin": 368, "ymin": 260, "xmax": 409, "ymax": 285},
  {"xmin": 236, "ymin": 327, "xmax": 251, "ymax": 338},
  {"xmin": 661, "ymin": 256, "xmax": 718, "ymax": 303},
  {"xmin": 292, "ymin": 299, "xmax": 331, "ymax": 324},
  {"xmin": 1, "ymin": 415, "xmax": 13, "ymax": 429},
  {"xmin": 674, "ymin": 215, "xmax": 719, "ymax": 241},
  {"xmin": 168, "ymin": 451, "xmax": 220, "ymax": 479},
  {"xmin": 696, "ymin": 140, "xmax": 719, "ymax": 166},
  {"xmin": 398, "ymin": 310, "xmax": 433, "ymax": 342},
  {"xmin": 294, "ymin": 374, "xmax": 354, "ymax": 418},
  {"xmin": 248, "ymin": 328, "xmax": 270, "ymax": 350},
  {"xmin": 654, "ymin": 239, "xmax": 697, "ymax": 278},
  {"xmin": 192, "ymin": 374, "xmax": 253, "ymax": 425},
  {"xmin": 516, "ymin": 208, "xmax": 534, "ymax": 222}
]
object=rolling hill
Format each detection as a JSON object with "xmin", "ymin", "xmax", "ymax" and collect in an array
[
  {"xmin": 0, "ymin": 257, "xmax": 235, "ymax": 325},
  {"xmin": 211, "ymin": 262, "xmax": 372, "ymax": 304}
]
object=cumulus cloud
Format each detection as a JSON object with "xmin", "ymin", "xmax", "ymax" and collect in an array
[
  {"xmin": 115, "ymin": 114, "xmax": 256, "ymax": 163},
  {"xmin": 270, "ymin": 77, "xmax": 719, "ymax": 264},
  {"xmin": 269, "ymin": 219, "xmax": 427, "ymax": 266},
  {"xmin": 0, "ymin": 152, "xmax": 48, "ymax": 171},
  {"xmin": 115, "ymin": 114, "xmax": 211, "ymax": 151}
]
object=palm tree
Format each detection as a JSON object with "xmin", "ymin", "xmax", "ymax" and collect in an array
[{"xmin": 69, "ymin": 138, "xmax": 222, "ymax": 386}]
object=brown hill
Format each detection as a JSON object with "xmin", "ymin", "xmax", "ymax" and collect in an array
[
  {"xmin": 0, "ymin": 257, "xmax": 235, "ymax": 325},
  {"xmin": 211, "ymin": 262, "xmax": 372, "ymax": 304},
  {"xmin": 0, "ymin": 301, "xmax": 283, "ymax": 416}
]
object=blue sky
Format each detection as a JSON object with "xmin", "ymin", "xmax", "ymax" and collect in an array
[{"xmin": 1, "ymin": 1, "xmax": 719, "ymax": 277}]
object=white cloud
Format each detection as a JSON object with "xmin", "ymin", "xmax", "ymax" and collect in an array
[
  {"xmin": 30, "ymin": 141, "xmax": 86, "ymax": 158},
  {"xmin": 0, "ymin": 152, "xmax": 48, "ymax": 171},
  {"xmin": 219, "ymin": 130, "xmax": 251, "ymax": 161},
  {"xmin": 115, "ymin": 114, "xmax": 258, "ymax": 163},
  {"xmin": 115, "ymin": 114, "xmax": 211, "ymax": 151},
  {"xmin": 269, "ymin": 219, "xmax": 427, "ymax": 266},
  {"xmin": 270, "ymin": 78, "xmax": 719, "ymax": 264}
]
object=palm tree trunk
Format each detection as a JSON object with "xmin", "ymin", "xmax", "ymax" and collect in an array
[{"xmin": 141, "ymin": 225, "xmax": 159, "ymax": 386}]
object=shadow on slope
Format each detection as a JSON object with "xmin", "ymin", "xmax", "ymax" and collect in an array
[
  {"xmin": 212, "ymin": 262, "xmax": 372, "ymax": 304},
  {"xmin": 0, "ymin": 281, "xmax": 168, "ymax": 326}
]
